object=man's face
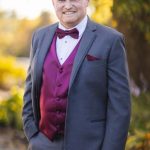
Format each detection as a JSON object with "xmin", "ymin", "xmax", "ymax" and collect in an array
[{"xmin": 52, "ymin": 0, "xmax": 89, "ymax": 29}]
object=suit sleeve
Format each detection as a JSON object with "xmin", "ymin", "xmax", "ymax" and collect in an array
[
  {"xmin": 22, "ymin": 31, "xmax": 39, "ymax": 141},
  {"xmin": 101, "ymin": 34, "xmax": 131, "ymax": 150}
]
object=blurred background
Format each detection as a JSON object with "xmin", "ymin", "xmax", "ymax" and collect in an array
[{"xmin": 0, "ymin": 0, "xmax": 150, "ymax": 149}]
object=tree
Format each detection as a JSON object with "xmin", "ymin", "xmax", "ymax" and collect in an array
[
  {"xmin": 90, "ymin": 0, "xmax": 113, "ymax": 25},
  {"xmin": 112, "ymin": 0, "xmax": 150, "ymax": 91}
]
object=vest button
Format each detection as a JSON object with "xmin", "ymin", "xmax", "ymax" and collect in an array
[
  {"xmin": 57, "ymin": 83, "xmax": 62, "ymax": 87},
  {"xmin": 56, "ymin": 110, "xmax": 61, "ymax": 114},
  {"xmin": 56, "ymin": 98, "xmax": 61, "ymax": 101},
  {"xmin": 56, "ymin": 124, "xmax": 60, "ymax": 129},
  {"xmin": 59, "ymin": 67, "xmax": 63, "ymax": 73}
]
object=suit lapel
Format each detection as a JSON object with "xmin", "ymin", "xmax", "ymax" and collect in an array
[
  {"xmin": 35, "ymin": 23, "xmax": 58, "ymax": 96},
  {"xmin": 68, "ymin": 20, "xmax": 97, "ymax": 92}
]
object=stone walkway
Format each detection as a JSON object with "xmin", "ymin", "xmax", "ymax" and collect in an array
[{"xmin": 0, "ymin": 127, "xmax": 27, "ymax": 150}]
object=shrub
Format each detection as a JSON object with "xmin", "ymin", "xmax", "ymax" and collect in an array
[
  {"xmin": 0, "ymin": 87, "xmax": 23, "ymax": 129},
  {"xmin": 126, "ymin": 92, "xmax": 150, "ymax": 149},
  {"xmin": 0, "ymin": 56, "xmax": 26, "ymax": 90},
  {"xmin": 130, "ymin": 93, "xmax": 150, "ymax": 133},
  {"xmin": 126, "ymin": 130, "xmax": 150, "ymax": 150}
]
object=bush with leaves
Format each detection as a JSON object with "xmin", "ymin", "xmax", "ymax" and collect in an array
[
  {"xmin": 0, "ymin": 87, "xmax": 23, "ymax": 129},
  {"xmin": 0, "ymin": 56, "xmax": 26, "ymax": 90},
  {"xmin": 127, "ymin": 131, "xmax": 150, "ymax": 150}
]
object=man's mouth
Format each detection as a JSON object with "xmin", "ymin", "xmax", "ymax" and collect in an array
[{"xmin": 63, "ymin": 11, "xmax": 75, "ymax": 15}]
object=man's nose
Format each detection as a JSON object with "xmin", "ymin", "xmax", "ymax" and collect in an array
[{"xmin": 64, "ymin": 1, "xmax": 73, "ymax": 9}]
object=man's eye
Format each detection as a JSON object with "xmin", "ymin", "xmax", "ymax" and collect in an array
[
  {"xmin": 71, "ymin": 0, "xmax": 80, "ymax": 2},
  {"xmin": 58, "ymin": 0, "xmax": 65, "ymax": 2}
]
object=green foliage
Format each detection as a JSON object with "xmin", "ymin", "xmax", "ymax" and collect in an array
[
  {"xmin": 112, "ymin": 0, "xmax": 150, "ymax": 90},
  {"xmin": 90, "ymin": 0, "xmax": 113, "ymax": 24},
  {"xmin": 0, "ymin": 87, "xmax": 23, "ymax": 129},
  {"xmin": 112, "ymin": 0, "xmax": 150, "ymax": 42},
  {"xmin": 126, "ymin": 93, "xmax": 150, "ymax": 150},
  {"xmin": 130, "ymin": 93, "xmax": 150, "ymax": 132},
  {"xmin": 127, "ymin": 130, "xmax": 150, "ymax": 150},
  {"xmin": 0, "ymin": 55, "xmax": 26, "ymax": 129},
  {"xmin": 0, "ymin": 56, "xmax": 26, "ymax": 90}
]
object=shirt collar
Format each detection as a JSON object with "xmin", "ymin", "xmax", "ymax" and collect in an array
[{"xmin": 58, "ymin": 15, "xmax": 88, "ymax": 38}]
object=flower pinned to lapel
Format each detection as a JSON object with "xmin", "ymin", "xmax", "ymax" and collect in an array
[{"xmin": 86, "ymin": 54, "xmax": 101, "ymax": 61}]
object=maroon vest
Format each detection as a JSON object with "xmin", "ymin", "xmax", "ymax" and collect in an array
[{"xmin": 39, "ymin": 34, "xmax": 80, "ymax": 141}]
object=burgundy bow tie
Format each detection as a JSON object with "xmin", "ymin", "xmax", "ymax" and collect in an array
[{"xmin": 56, "ymin": 28, "xmax": 79, "ymax": 39}]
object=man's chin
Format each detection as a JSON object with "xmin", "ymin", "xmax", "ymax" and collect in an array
[{"xmin": 62, "ymin": 21, "xmax": 78, "ymax": 28}]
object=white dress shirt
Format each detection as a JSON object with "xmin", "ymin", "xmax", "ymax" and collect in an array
[{"xmin": 56, "ymin": 16, "xmax": 88, "ymax": 65}]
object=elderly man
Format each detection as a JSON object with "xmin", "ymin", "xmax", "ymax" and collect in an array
[{"xmin": 22, "ymin": 0, "xmax": 131, "ymax": 150}]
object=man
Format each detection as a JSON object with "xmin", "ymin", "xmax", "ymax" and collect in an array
[{"xmin": 22, "ymin": 0, "xmax": 131, "ymax": 150}]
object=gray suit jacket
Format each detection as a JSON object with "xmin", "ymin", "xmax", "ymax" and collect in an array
[{"xmin": 22, "ymin": 19, "xmax": 131, "ymax": 150}]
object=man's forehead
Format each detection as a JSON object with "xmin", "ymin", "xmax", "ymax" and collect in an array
[
  {"xmin": 53, "ymin": 0, "xmax": 88, "ymax": 1},
  {"xmin": 52, "ymin": 0, "xmax": 89, "ymax": 5}
]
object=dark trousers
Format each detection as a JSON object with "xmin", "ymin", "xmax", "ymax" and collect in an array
[{"xmin": 28, "ymin": 132, "xmax": 64, "ymax": 150}]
